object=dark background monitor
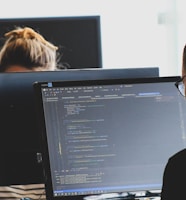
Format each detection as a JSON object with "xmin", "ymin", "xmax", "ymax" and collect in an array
[
  {"xmin": 34, "ymin": 76, "xmax": 185, "ymax": 200},
  {"xmin": 0, "ymin": 16, "xmax": 102, "ymax": 69},
  {"xmin": 0, "ymin": 67, "xmax": 159, "ymax": 186}
]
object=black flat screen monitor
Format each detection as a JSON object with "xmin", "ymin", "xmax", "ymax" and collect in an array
[
  {"xmin": 0, "ymin": 16, "xmax": 102, "ymax": 69},
  {"xmin": 33, "ymin": 76, "xmax": 186, "ymax": 200},
  {"xmin": 0, "ymin": 67, "xmax": 159, "ymax": 186}
]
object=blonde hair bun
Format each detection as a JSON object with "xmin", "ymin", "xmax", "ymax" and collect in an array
[{"xmin": 5, "ymin": 27, "xmax": 58, "ymax": 50}]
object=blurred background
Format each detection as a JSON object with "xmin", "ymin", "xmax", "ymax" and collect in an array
[{"xmin": 0, "ymin": 0, "xmax": 185, "ymax": 77}]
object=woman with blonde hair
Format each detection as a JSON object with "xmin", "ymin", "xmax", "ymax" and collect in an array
[
  {"xmin": 0, "ymin": 26, "xmax": 60, "ymax": 72},
  {"xmin": 0, "ymin": 26, "xmax": 63, "ymax": 199}
]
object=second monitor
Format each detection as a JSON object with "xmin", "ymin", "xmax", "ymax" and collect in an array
[{"xmin": 0, "ymin": 67, "xmax": 159, "ymax": 186}]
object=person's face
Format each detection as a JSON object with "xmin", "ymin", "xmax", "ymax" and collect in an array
[
  {"xmin": 178, "ymin": 65, "xmax": 186, "ymax": 97},
  {"xmin": 182, "ymin": 65, "xmax": 186, "ymax": 85},
  {"xmin": 4, "ymin": 65, "xmax": 32, "ymax": 72},
  {"xmin": 182, "ymin": 65, "xmax": 186, "ymax": 77}
]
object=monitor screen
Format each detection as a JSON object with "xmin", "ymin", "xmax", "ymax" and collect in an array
[
  {"xmin": 0, "ymin": 16, "xmax": 102, "ymax": 69},
  {"xmin": 34, "ymin": 76, "xmax": 186, "ymax": 200},
  {"xmin": 0, "ymin": 67, "xmax": 159, "ymax": 186}
]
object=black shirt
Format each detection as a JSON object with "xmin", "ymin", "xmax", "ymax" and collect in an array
[{"xmin": 161, "ymin": 148, "xmax": 186, "ymax": 200}]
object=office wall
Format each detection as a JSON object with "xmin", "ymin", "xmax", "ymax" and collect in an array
[{"xmin": 0, "ymin": 0, "xmax": 183, "ymax": 77}]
